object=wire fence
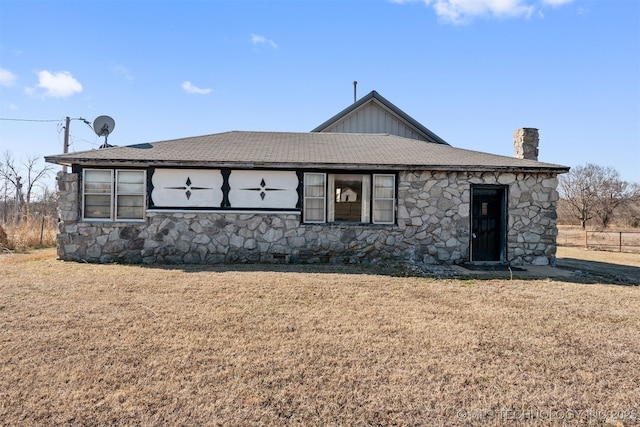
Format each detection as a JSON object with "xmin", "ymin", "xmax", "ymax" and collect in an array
[{"xmin": 558, "ymin": 227, "xmax": 640, "ymax": 253}]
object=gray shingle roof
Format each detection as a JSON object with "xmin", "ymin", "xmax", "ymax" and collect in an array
[{"xmin": 45, "ymin": 131, "xmax": 568, "ymax": 172}]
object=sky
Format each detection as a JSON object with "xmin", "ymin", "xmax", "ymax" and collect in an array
[{"xmin": 0, "ymin": 0, "xmax": 639, "ymax": 191}]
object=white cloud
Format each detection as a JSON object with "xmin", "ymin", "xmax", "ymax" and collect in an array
[
  {"xmin": 542, "ymin": 0, "xmax": 573, "ymax": 5},
  {"xmin": 395, "ymin": 0, "xmax": 574, "ymax": 24},
  {"xmin": 34, "ymin": 70, "xmax": 83, "ymax": 98},
  {"xmin": 0, "ymin": 68, "xmax": 17, "ymax": 86},
  {"xmin": 114, "ymin": 65, "xmax": 134, "ymax": 81},
  {"xmin": 434, "ymin": 0, "xmax": 534, "ymax": 24},
  {"xmin": 181, "ymin": 81, "xmax": 212, "ymax": 95},
  {"xmin": 251, "ymin": 34, "xmax": 278, "ymax": 49}
]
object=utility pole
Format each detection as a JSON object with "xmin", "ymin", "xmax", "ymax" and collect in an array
[
  {"xmin": 62, "ymin": 116, "xmax": 92, "ymax": 172},
  {"xmin": 63, "ymin": 116, "xmax": 70, "ymax": 173}
]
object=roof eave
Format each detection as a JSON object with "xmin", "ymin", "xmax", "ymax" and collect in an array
[{"xmin": 45, "ymin": 156, "xmax": 570, "ymax": 174}]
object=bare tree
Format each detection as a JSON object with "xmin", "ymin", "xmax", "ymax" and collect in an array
[
  {"xmin": 0, "ymin": 151, "xmax": 54, "ymax": 224},
  {"xmin": 22, "ymin": 155, "xmax": 55, "ymax": 218},
  {"xmin": 617, "ymin": 183, "xmax": 640, "ymax": 228},
  {"xmin": 0, "ymin": 152, "xmax": 19, "ymax": 223},
  {"xmin": 559, "ymin": 163, "xmax": 636, "ymax": 229},
  {"xmin": 593, "ymin": 170, "xmax": 636, "ymax": 228},
  {"xmin": 559, "ymin": 164, "xmax": 598, "ymax": 228}
]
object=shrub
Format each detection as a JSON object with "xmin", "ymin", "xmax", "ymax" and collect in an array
[
  {"xmin": 0, "ymin": 224, "xmax": 9, "ymax": 250},
  {"xmin": 1, "ymin": 218, "xmax": 57, "ymax": 251}
]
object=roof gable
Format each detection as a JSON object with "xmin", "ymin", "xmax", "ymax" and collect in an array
[{"xmin": 311, "ymin": 91, "xmax": 449, "ymax": 145}]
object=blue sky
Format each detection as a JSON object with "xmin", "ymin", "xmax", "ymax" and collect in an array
[{"xmin": 1, "ymin": 0, "xmax": 639, "ymax": 187}]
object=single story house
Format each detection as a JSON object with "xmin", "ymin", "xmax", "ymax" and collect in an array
[{"xmin": 45, "ymin": 91, "xmax": 569, "ymax": 266}]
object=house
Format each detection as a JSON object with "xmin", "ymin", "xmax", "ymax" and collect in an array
[{"xmin": 45, "ymin": 91, "xmax": 569, "ymax": 266}]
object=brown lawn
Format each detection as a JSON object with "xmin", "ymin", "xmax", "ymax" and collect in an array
[{"xmin": 1, "ymin": 248, "xmax": 639, "ymax": 426}]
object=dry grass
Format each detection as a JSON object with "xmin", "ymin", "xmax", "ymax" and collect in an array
[
  {"xmin": 1, "ymin": 218, "xmax": 57, "ymax": 251},
  {"xmin": 1, "ymin": 249, "xmax": 639, "ymax": 426},
  {"xmin": 558, "ymin": 246, "xmax": 640, "ymax": 268}
]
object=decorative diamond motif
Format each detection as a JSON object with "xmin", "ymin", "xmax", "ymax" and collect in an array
[
  {"xmin": 240, "ymin": 177, "xmax": 286, "ymax": 201},
  {"xmin": 165, "ymin": 176, "xmax": 213, "ymax": 200}
]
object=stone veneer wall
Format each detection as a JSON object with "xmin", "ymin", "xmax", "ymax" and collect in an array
[{"xmin": 55, "ymin": 170, "xmax": 559, "ymax": 265}]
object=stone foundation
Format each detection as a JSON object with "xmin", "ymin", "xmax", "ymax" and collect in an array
[{"xmin": 55, "ymin": 170, "xmax": 560, "ymax": 265}]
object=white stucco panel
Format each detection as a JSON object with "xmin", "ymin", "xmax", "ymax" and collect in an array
[
  {"xmin": 152, "ymin": 169, "xmax": 223, "ymax": 207},
  {"xmin": 229, "ymin": 170, "xmax": 298, "ymax": 209}
]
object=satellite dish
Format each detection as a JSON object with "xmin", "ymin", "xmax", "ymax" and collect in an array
[
  {"xmin": 93, "ymin": 115, "xmax": 115, "ymax": 148},
  {"xmin": 93, "ymin": 115, "xmax": 115, "ymax": 136}
]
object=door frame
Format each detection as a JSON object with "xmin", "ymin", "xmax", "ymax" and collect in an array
[{"xmin": 470, "ymin": 185, "xmax": 508, "ymax": 263}]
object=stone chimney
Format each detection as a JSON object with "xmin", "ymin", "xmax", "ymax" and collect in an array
[{"xmin": 514, "ymin": 128, "xmax": 539, "ymax": 161}]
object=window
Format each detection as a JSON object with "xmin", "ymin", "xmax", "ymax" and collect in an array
[
  {"xmin": 328, "ymin": 174, "xmax": 370, "ymax": 223},
  {"xmin": 115, "ymin": 170, "xmax": 146, "ymax": 220},
  {"xmin": 303, "ymin": 173, "xmax": 395, "ymax": 224},
  {"xmin": 303, "ymin": 173, "xmax": 326, "ymax": 223},
  {"xmin": 373, "ymin": 174, "xmax": 395, "ymax": 224},
  {"xmin": 83, "ymin": 169, "xmax": 146, "ymax": 221},
  {"xmin": 84, "ymin": 170, "xmax": 113, "ymax": 219}
]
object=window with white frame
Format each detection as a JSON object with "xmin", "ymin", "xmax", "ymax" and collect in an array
[
  {"xmin": 83, "ymin": 169, "xmax": 113, "ymax": 219},
  {"xmin": 303, "ymin": 172, "xmax": 395, "ymax": 224},
  {"xmin": 372, "ymin": 174, "xmax": 395, "ymax": 224},
  {"xmin": 116, "ymin": 170, "xmax": 146, "ymax": 220},
  {"xmin": 303, "ymin": 173, "xmax": 326, "ymax": 223},
  {"xmin": 83, "ymin": 169, "xmax": 146, "ymax": 221}
]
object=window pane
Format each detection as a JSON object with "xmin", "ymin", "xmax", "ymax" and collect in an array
[
  {"xmin": 305, "ymin": 174, "xmax": 325, "ymax": 198},
  {"xmin": 327, "ymin": 174, "xmax": 335, "ymax": 222},
  {"xmin": 84, "ymin": 195, "xmax": 111, "ymax": 219},
  {"xmin": 117, "ymin": 171, "xmax": 145, "ymax": 194},
  {"xmin": 85, "ymin": 170, "xmax": 112, "ymax": 193},
  {"xmin": 117, "ymin": 195, "xmax": 145, "ymax": 219},
  {"xmin": 332, "ymin": 174, "xmax": 364, "ymax": 222},
  {"xmin": 374, "ymin": 186, "xmax": 394, "ymax": 199},
  {"xmin": 361, "ymin": 175, "xmax": 371, "ymax": 223},
  {"xmin": 373, "ymin": 200, "xmax": 394, "ymax": 223},
  {"xmin": 374, "ymin": 175, "xmax": 394, "ymax": 198},
  {"xmin": 304, "ymin": 198, "xmax": 325, "ymax": 222},
  {"xmin": 305, "ymin": 173, "xmax": 324, "ymax": 185},
  {"xmin": 306, "ymin": 184, "xmax": 324, "ymax": 198}
]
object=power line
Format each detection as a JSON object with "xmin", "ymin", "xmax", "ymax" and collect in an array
[{"xmin": 0, "ymin": 117, "xmax": 61, "ymax": 122}]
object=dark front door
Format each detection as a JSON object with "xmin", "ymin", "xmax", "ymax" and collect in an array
[{"xmin": 471, "ymin": 187, "xmax": 506, "ymax": 262}]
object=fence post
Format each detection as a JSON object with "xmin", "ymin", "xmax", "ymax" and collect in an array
[
  {"xmin": 619, "ymin": 231, "xmax": 622, "ymax": 252},
  {"xmin": 585, "ymin": 229, "xmax": 588, "ymax": 249},
  {"xmin": 40, "ymin": 215, "xmax": 45, "ymax": 245}
]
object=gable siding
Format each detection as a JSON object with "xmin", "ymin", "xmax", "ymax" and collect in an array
[{"xmin": 324, "ymin": 103, "xmax": 429, "ymax": 142}]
